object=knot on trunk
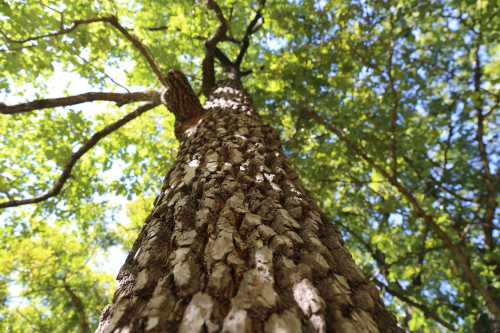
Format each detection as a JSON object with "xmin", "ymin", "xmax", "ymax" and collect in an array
[{"xmin": 161, "ymin": 69, "xmax": 204, "ymax": 139}]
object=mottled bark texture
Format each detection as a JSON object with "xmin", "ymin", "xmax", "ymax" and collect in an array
[{"xmin": 96, "ymin": 81, "xmax": 402, "ymax": 333}]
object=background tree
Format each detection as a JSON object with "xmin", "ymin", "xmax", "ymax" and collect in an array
[{"xmin": 0, "ymin": 0, "xmax": 498, "ymax": 332}]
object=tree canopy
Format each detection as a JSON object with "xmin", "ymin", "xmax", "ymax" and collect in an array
[{"xmin": 0, "ymin": 0, "xmax": 498, "ymax": 332}]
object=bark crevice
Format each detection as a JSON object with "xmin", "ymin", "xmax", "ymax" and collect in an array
[{"xmin": 97, "ymin": 81, "xmax": 401, "ymax": 333}]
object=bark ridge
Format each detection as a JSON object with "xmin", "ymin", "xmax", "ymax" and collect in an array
[{"xmin": 96, "ymin": 82, "xmax": 401, "ymax": 333}]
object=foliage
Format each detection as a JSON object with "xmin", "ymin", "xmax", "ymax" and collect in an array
[{"xmin": 0, "ymin": 0, "xmax": 498, "ymax": 332}]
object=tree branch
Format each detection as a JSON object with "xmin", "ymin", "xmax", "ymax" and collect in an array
[
  {"xmin": 0, "ymin": 17, "xmax": 111, "ymax": 44},
  {"xmin": 201, "ymin": 0, "xmax": 266, "ymax": 96},
  {"xmin": 63, "ymin": 282, "xmax": 90, "ymax": 333},
  {"xmin": 145, "ymin": 25, "xmax": 168, "ymax": 31},
  {"xmin": 402, "ymin": 155, "xmax": 475, "ymax": 204},
  {"xmin": 235, "ymin": 5, "xmax": 264, "ymax": 68},
  {"xmin": 337, "ymin": 218, "xmax": 456, "ymax": 330},
  {"xmin": 386, "ymin": 35, "xmax": 399, "ymax": 178},
  {"xmin": 306, "ymin": 108, "xmax": 500, "ymax": 318},
  {"xmin": 73, "ymin": 53, "xmax": 131, "ymax": 92},
  {"xmin": 214, "ymin": 47, "xmax": 234, "ymax": 69},
  {"xmin": 0, "ymin": 91, "xmax": 159, "ymax": 115},
  {"xmin": 374, "ymin": 279, "xmax": 457, "ymax": 331},
  {"xmin": 105, "ymin": 16, "xmax": 167, "ymax": 86},
  {"xmin": 202, "ymin": 0, "xmax": 233, "ymax": 96},
  {"xmin": 0, "ymin": 15, "xmax": 167, "ymax": 86},
  {"xmin": 0, "ymin": 102, "xmax": 160, "ymax": 209},
  {"xmin": 472, "ymin": 36, "xmax": 497, "ymax": 250}
]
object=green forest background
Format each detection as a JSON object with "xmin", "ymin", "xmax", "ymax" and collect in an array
[{"xmin": 0, "ymin": 0, "xmax": 498, "ymax": 332}]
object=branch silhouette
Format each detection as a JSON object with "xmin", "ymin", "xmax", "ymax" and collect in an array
[
  {"xmin": 0, "ymin": 102, "xmax": 160, "ymax": 209},
  {"xmin": 1, "ymin": 91, "xmax": 159, "ymax": 115},
  {"xmin": 0, "ymin": 15, "xmax": 167, "ymax": 86}
]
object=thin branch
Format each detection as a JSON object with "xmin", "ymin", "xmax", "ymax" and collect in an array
[
  {"xmin": 240, "ymin": 69, "xmax": 253, "ymax": 76},
  {"xmin": 145, "ymin": 25, "xmax": 168, "ymax": 31},
  {"xmin": 74, "ymin": 53, "xmax": 130, "ymax": 92},
  {"xmin": 322, "ymin": 177, "xmax": 390, "ymax": 185},
  {"xmin": 0, "ymin": 102, "xmax": 160, "ymax": 209},
  {"xmin": 386, "ymin": 245, "xmax": 444, "ymax": 269},
  {"xmin": 105, "ymin": 16, "xmax": 168, "ymax": 86},
  {"xmin": 472, "ymin": 35, "xmax": 497, "ymax": 250},
  {"xmin": 214, "ymin": 46, "xmax": 234, "ymax": 69},
  {"xmin": 224, "ymin": 35, "xmax": 242, "ymax": 45},
  {"xmin": 192, "ymin": 34, "xmax": 240, "ymax": 45},
  {"xmin": 0, "ymin": 91, "xmax": 159, "ymax": 115},
  {"xmin": 0, "ymin": 15, "xmax": 167, "ymax": 86},
  {"xmin": 0, "ymin": 45, "xmax": 38, "ymax": 53},
  {"xmin": 62, "ymin": 282, "xmax": 90, "ymax": 333},
  {"xmin": 402, "ymin": 155, "xmax": 475, "ymax": 204},
  {"xmin": 386, "ymin": 36, "xmax": 399, "ymax": 178},
  {"xmin": 337, "ymin": 219, "xmax": 456, "ymax": 330},
  {"xmin": 374, "ymin": 279, "xmax": 457, "ymax": 331},
  {"xmin": 0, "ymin": 16, "xmax": 110, "ymax": 44},
  {"xmin": 306, "ymin": 108, "xmax": 500, "ymax": 318},
  {"xmin": 440, "ymin": 96, "xmax": 456, "ymax": 179}
]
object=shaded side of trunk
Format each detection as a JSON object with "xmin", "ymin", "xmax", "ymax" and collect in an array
[{"xmin": 97, "ymin": 82, "xmax": 401, "ymax": 333}]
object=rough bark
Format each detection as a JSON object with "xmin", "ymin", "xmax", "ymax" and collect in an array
[{"xmin": 96, "ymin": 81, "xmax": 401, "ymax": 333}]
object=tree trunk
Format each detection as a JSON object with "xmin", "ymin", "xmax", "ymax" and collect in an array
[{"xmin": 96, "ymin": 81, "xmax": 401, "ymax": 333}]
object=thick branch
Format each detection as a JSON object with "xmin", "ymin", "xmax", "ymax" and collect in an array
[
  {"xmin": 201, "ymin": 0, "xmax": 266, "ymax": 96},
  {"xmin": 0, "ymin": 102, "xmax": 159, "ymax": 209},
  {"xmin": 206, "ymin": 0, "xmax": 229, "ymax": 36},
  {"xmin": 163, "ymin": 70, "xmax": 204, "ymax": 139},
  {"xmin": 214, "ymin": 47, "xmax": 234, "ymax": 69},
  {"xmin": 235, "ymin": 6, "xmax": 264, "ymax": 68},
  {"xmin": 202, "ymin": 0, "xmax": 233, "ymax": 96},
  {"xmin": 306, "ymin": 108, "xmax": 500, "ymax": 318},
  {"xmin": 0, "ymin": 91, "xmax": 159, "ymax": 115}
]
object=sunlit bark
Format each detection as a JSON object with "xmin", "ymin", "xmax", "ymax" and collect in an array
[{"xmin": 97, "ymin": 81, "xmax": 401, "ymax": 333}]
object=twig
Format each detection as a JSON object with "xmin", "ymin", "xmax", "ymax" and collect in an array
[
  {"xmin": 145, "ymin": 25, "xmax": 168, "ymax": 31},
  {"xmin": 0, "ymin": 91, "xmax": 159, "ymax": 115},
  {"xmin": 0, "ymin": 102, "xmax": 160, "ymax": 209},
  {"xmin": 385, "ymin": 18, "xmax": 399, "ymax": 178},
  {"xmin": 74, "ymin": 53, "xmax": 130, "ymax": 92},
  {"xmin": 0, "ymin": 45, "xmax": 38, "ymax": 53}
]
